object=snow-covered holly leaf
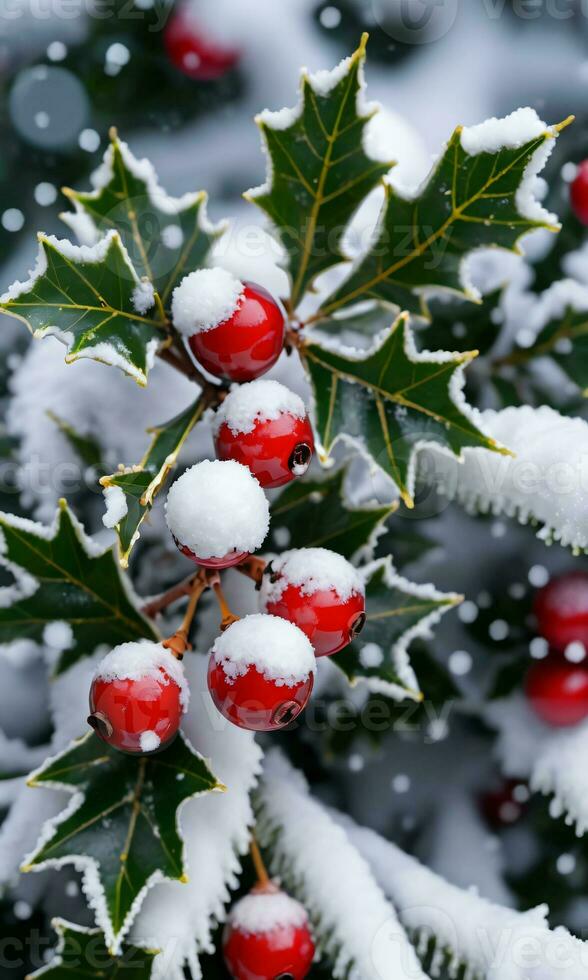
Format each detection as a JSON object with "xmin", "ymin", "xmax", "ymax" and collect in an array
[
  {"xmin": 24, "ymin": 731, "xmax": 223, "ymax": 953},
  {"xmin": 101, "ymin": 395, "xmax": 205, "ymax": 568},
  {"xmin": 246, "ymin": 34, "xmax": 391, "ymax": 310},
  {"xmin": 315, "ymin": 110, "xmax": 571, "ymax": 322},
  {"xmin": 512, "ymin": 294, "xmax": 588, "ymax": 394},
  {"xmin": 332, "ymin": 557, "xmax": 461, "ymax": 701},
  {"xmin": 268, "ymin": 466, "xmax": 394, "ymax": 561},
  {"xmin": 62, "ymin": 130, "xmax": 224, "ymax": 306},
  {"xmin": 0, "ymin": 500, "xmax": 157, "ymax": 674},
  {"xmin": 301, "ymin": 315, "xmax": 506, "ymax": 507},
  {"xmin": 0, "ymin": 231, "xmax": 165, "ymax": 386},
  {"xmin": 28, "ymin": 919, "xmax": 156, "ymax": 978}
]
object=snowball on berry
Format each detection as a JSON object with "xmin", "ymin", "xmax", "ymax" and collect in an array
[
  {"xmin": 171, "ymin": 268, "xmax": 285, "ymax": 382},
  {"xmin": 208, "ymin": 613, "xmax": 315, "ymax": 731},
  {"xmin": 223, "ymin": 884, "xmax": 315, "ymax": 980},
  {"xmin": 164, "ymin": 7, "xmax": 240, "ymax": 81},
  {"xmin": 213, "ymin": 379, "xmax": 314, "ymax": 488},
  {"xmin": 260, "ymin": 548, "xmax": 366, "ymax": 657},
  {"xmin": 165, "ymin": 459, "xmax": 270, "ymax": 567},
  {"xmin": 88, "ymin": 640, "xmax": 189, "ymax": 754}
]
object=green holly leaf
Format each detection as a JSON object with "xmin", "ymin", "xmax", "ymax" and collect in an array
[
  {"xmin": 0, "ymin": 500, "xmax": 157, "ymax": 674},
  {"xmin": 269, "ymin": 466, "xmax": 394, "ymax": 561},
  {"xmin": 315, "ymin": 114, "xmax": 571, "ymax": 322},
  {"xmin": 28, "ymin": 919, "xmax": 157, "ymax": 978},
  {"xmin": 0, "ymin": 231, "xmax": 166, "ymax": 385},
  {"xmin": 332, "ymin": 557, "xmax": 461, "ymax": 700},
  {"xmin": 246, "ymin": 34, "xmax": 391, "ymax": 310},
  {"xmin": 47, "ymin": 411, "xmax": 106, "ymax": 471},
  {"xmin": 62, "ymin": 129, "xmax": 224, "ymax": 306},
  {"xmin": 24, "ymin": 732, "xmax": 223, "ymax": 953},
  {"xmin": 101, "ymin": 395, "xmax": 206, "ymax": 568},
  {"xmin": 505, "ymin": 299, "xmax": 588, "ymax": 394},
  {"xmin": 301, "ymin": 314, "xmax": 507, "ymax": 507}
]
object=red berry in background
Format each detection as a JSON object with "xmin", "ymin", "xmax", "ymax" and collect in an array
[
  {"xmin": 260, "ymin": 548, "xmax": 366, "ymax": 657},
  {"xmin": 164, "ymin": 8, "xmax": 240, "ymax": 81},
  {"xmin": 525, "ymin": 658, "xmax": 588, "ymax": 727},
  {"xmin": 207, "ymin": 614, "xmax": 315, "ymax": 731},
  {"xmin": 479, "ymin": 779, "xmax": 529, "ymax": 829},
  {"xmin": 213, "ymin": 380, "xmax": 314, "ymax": 489},
  {"xmin": 87, "ymin": 641, "xmax": 188, "ymax": 754},
  {"xmin": 570, "ymin": 161, "xmax": 588, "ymax": 225},
  {"xmin": 223, "ymin": 882, "xmax": 315, "ymax": 980},
  {"xmin": 534, "ymin": 570, "xmax": 588, "ymax": 654},
  {"xmin": 172, "ymin": 268, "xmax": 285, "ymax": 383},
  {"xmin": 165, "ymin": 460, "xmax": 270, "ymax": 570}
]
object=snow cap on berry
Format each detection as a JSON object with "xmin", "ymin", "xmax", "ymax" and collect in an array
[
  {"xmin": 171, "ymin": 267, "xmax": 244, "ymax": 336},
  {"xmin": 229, "ymin": 887, "xmax": 310, "ymax": 935},
  {"xmin": 212, "ymin": 613, "xmax": 315, "ymax": 686},
  {"xmin": 93, "ymin": 640, "xmax": 190, "ymax": 710},
  {"xmin": 261, "ymin": 547, "xmax": 364, "ymax": 607},
  {"xmin": 212, "ymin": 379, "xmax": 307, "ymax": 437},
  {"xmin": 165, "ymin": 460, "xmax": 270, "ymax": 560}
]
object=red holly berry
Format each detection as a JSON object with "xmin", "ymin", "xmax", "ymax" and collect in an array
[
  {"xmin": 525, "ymin": 658, "xmax": 588, "ymax": 727},
  {"xmin": 213, "ymin": 380, "xmax": 314, "ymax": 489},
  {"xmin": 207, "ymin": 614, "xmax": 315, "ymax": 731},
  {"xmin": 223, "ymin": 882, "xmax": 315, "ymax": 980},
  {"xmin": 164, "ymin": 8, "xmax": 240, "ymax": 81},
  {"xmin": 87, "ymin": 641, "xmax": 187, "ymax": 754},
  {"xmin": 260, "ymin": 548, "xmax": 366, "ymax": 657},
  {"xmin": 479, "ymin": 779, "xmax": 529, "ymax": 829},
  {"xmin": 172, "ymin": 269, "xmax": 285, "ymax": 383},
  {"xmin": 570, "ymin": 160, "xmax": 588, "ymax": 225},
  {"xmin": 534, "ymin": 570, "xmax": 588, "ymax": 653},
  {"xmin": 165, "ymin": 460, "xmax": 270, "ymax": 570}
]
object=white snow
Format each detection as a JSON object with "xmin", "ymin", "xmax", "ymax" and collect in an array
[
  {"xmin": 257, "ymin": 751, "xmax": 428, "ymax": 980},
  {"xmin": 563, "ymin": 242, "xmax": 588, "ymax": 285},
  {"xmin": 139, "ymin": 730, "xmax": 161, "ymax": 753},
  {"xmin": 460, "ymin": 107, "xmax": 547, "ymax": 156},
  {"xmin": 165, "ymin": 460, "xmax": 270, "ymax": 560},
  {"xmin": 94, "ymin": 640, "xmax": 189, "ymax": 711},
  {"xmin": 260, "ymin": 548, "xmax": 364, "ymax": 605},
  {"xmin": 132, "ymin": 280, "xmax": 155, "ymax": 315},
  {"xmin": 42, "ymin": 622, "xmax": 74, "ymax": 653},
  {"xmin": 229, "ymin": 888, "xmax": 309, "ymax": 934},
  {"xmin": 212, "ymin": 614, "xmax": 315, "ymax": 686},
  {"xmin": 131, "ymin": 654, "xmax": 263, "ymax": 979},
  {"xmin": 212, "ymin": 379, "xmax": 306, "ymax": 437},
  {"xmin": 102, "ymin": 485, "xmax": 128, "ymax": 529},
  {"xmin": 424, "ymin": 404, "xmax": 588, "ymax": 553},
  {"xmin": 171, "ymin": 268, "xmax": 244, "ymax": 336}
]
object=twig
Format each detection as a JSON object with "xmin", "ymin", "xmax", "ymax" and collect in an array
[
  {"xmin": 250, "ymin": 836, "xmax": 271, "ymax": 888},
  {"xmin": 210, "ymin": 574, "xmax": 239, "ymax": 631},
  {"xmin": 142, "ymin": 572, "xmax": 201, "ymax": 618},
  {"xmin": 235, "ymin": 555, "xmax": 267, "ymax": 590},
  {"xmin": 162, "ymin": 571, "xmax": 209, "ymax": 659}
]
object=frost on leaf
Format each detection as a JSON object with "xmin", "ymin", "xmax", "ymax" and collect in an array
[
  {"xmin": 332, "ymin": 557, "xmax": 461, "ymax": 702},
  {"xmin": 0, "ymin": 231, "xmax": 166, "ymax": 385},
  {"xmin": 424, "ymin": 404, "xmax": 588, "ymax": 553},
  {"xmin": 0, "ymin": 500, "xmax": 156, "ymax": 674},
  {"xmin": 256, "ymin": 751, "xmax": 428, "ymax": 980},
  {"xmin": 246, "ymin": 34, "xmax": 391, "ymax": 309},
  {"xmin": 131, "ymin": 656, "xmax": 263, "ymax": 980},
  {"xmin": 29, "ymin": 918, "xmax": 156, "ymax": 979},
  {"xmin": 268, "ymin": 466, "xmax": 395, "ymax": 562},
  {"xmin": 346, "ymin": 817, "xmax": 587, "ymax": 980},
  {"xmin": 101, "ymin": 394, "xmax": 206, "ymax": 568},
  {"xmin": 23, "ymin": 730, "xmax": 222, "ymax": 954},
  {"xmin": 316, "ymin": 109, "xmax": 570, "ymax": 322},
  {"xmin": 62, "ymin": 129, "xmax": 225, "ymax": 305},
  {"xmin": 302, "ymin": 315, "xmax": 506, "ymax": 507}
]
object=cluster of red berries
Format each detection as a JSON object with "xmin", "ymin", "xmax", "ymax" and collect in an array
[{"xmin": 525, "ymin": 570, "xmax": 588, "ymax": 727}]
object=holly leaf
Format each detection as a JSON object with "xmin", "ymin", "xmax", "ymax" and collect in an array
[
  {"xmin": 28, "ymin": 919, "xmax": 156, "ymax": 979},
  {"xmin": 246, "ymin": 34, "xmax": 391, "ymax": 310},
  {"xmin": 101, "ymin": 395, "xmax": 206, "ymax": 568},
  {"xmin": 512, "ymin": 300, "xmax": 588, "ymax": 394},
  {"xmin": 24, "ymin": 732, "xmax": 223, "ymax": 953},
  {"xmin": 332, "ymin": 557, "xmax": 461, "ymax": 700},
  {"xmin": 0, "ymin": 500, "xmax": 157, "ymax": 674},
  {"xmin": 47, "ymin": 411, "xmax": 106, "ymax": 471},
  {"xmin": 316, "ymin": 114, "xmax": 571, "ymax": 321},
  {"xmin": 62, "ymin": 129, "xmax": 224, "ymax": 306},
  {"xmin": 269, "ymin": 466, "xmax": 395, "ymax": 561},
  {"xmin": 0, "ymin": 231, "xmax": 165, "ymax": 385},
  {"xmin": 301, "ymin": 314, "xmax": 506, "ymax": 507}
]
